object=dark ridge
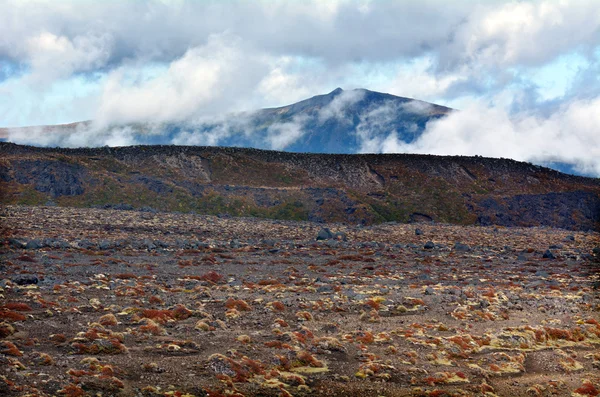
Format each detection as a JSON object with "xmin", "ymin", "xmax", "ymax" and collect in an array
[{"xmin": 1, "ymin": 142, "xmax": 599, "ymax": 230}]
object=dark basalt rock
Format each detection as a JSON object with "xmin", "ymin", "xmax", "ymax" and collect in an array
[{"xmin": 13, "ymin": 275, "xmax": 39, "ymax": 285}]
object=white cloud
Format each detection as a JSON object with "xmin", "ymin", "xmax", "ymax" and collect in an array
[
  {"xmin": 266, "ymin": 115, "xmax": 309, "ymax": 150},
  {"xmin": 25, "ymin": 32, "xmax": 111, "ymax": 84},
  {"xmin": 318, "ymin": 88, "xmax": 365, "ymax": 122},
  {"xmin": 377, "ymin": 97, "xmax": 600, "ymax": 176},
  {"xmin": 94, "ymin": 34, "xmax": 265, "ymax": 126}
]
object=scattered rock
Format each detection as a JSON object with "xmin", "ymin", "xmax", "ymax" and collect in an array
[
  {"xmin": 317, "ymin": 228, "xmax": 334, "ymax": 240},
  {"xmin": 13, "ymin": 275, "xmax": 39, "ymax": 285},
  {"xmin": 415, "ymin": 228, "xmax": 423, "ymax": 236},
  {"xmin": 8, "ymin": 238, "xmax": 26, "ymax": 249},
  {"xmin": 26, "ymin": 239, "xmax": 42, "ymax": 249},
  {"xmin": 424, "ymin": 241, "xmax": 435, "ymax": 249},
  {"xmin": 453, "ymin": 242, "xmax": 471, "ymax": 251},
  {"xmin": 543, "ymin": 249, "xmax": 555, "ymax": 259}
]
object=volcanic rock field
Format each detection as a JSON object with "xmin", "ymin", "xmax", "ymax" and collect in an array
[{"xmin": 1, "ymin": 205, "xmax": 599, "ymax": 396}]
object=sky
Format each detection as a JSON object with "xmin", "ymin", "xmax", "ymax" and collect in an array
[{"xmin": 1, "ymin": 0, "xmax": 600, "ymax": 176}]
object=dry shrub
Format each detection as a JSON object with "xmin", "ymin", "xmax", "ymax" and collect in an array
[
  {"xmin": 225, "ymin": 298, "xmax": 252, "ymax": 312},
  {"xmin": 172, "ymin": 304, "xmax": 193, "ymax": 320},
  {"xmin": 199, "ymin": 271, "xmax": 225, "ymax": 284},
  {"xmin": 267, "ymin": 301, "xmax": 286, "ymax": 312},
  {"xmin": 2, "ymin": 341, "xmax": 22, "ymax": 356},
  {"xmin": 296, "ymin": 311, "xmax": 313, "ymax": 321},
  {"xmin": 98, "ymin": 313, "xmax": 118, "ymax": 327},
  {"xmin": 138, "ymin": 319, "xmax": 167, "ymax": 336},
  {"xmin": 0, "ymin": 322, "xmax": 16, "ymax": 338}
]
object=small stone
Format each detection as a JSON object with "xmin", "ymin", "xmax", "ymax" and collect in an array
[
  {"xmin": 424, "ymin": 241, "xmax": 435, "ymax": 249},
  {"xmin": 453, "ymin": 242, "xmax": 470, "ymax": 251},
  {"xmin": 13, "ymin": 275, "xmax": 39, "ymax": 286},
  {"xmin": 316, "ymin": 228, "xmax": 333, "ymax": 241}
]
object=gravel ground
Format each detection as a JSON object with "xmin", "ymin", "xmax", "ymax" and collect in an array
[{"xmin": 0, "ymin": 205, "xmax": 599, "ymax": 397}]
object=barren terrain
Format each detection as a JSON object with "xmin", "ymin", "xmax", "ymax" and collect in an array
[{"xmin": 1, "ymin": 205, "xmax": 599, "ymax": 396}]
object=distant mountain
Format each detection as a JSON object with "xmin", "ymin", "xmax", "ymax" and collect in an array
[
  {"xmin": 0, "ymin": 88, "xmax": 452, "ymax": 154},
  {"xmin": 0, "ymin": 89, "xmax": 593, "ymax": 177},
  {"xmin": 214, "ymin": 87, "xmax": 453, "ymax": 154},
  {"xmin": 1, "ymin": 143, "xmax": 599, "ymax": 230}
]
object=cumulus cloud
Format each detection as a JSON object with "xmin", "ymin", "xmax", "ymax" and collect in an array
[
  {"xmin": 25, "ymin": 32, "xmax": 111, "ymax": 85},
  {"xmin": 375, "ymin": 98, "xmax": 600, "ymax": 176}
]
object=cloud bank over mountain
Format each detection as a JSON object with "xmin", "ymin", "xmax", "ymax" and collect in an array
[{"xmin": 1, "ymin": 0, "xmax": 600, "ymax": 175}]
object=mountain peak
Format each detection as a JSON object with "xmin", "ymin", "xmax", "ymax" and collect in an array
[{"xmin": 330, "ymin": 87, "xmax": 344, "ymax": 95}]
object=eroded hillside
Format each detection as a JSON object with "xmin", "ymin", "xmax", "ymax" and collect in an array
[{"xmin": 0, "ymin": 143, "xmax": 599, "ymax": 230}]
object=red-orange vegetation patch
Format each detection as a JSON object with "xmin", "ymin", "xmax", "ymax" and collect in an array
[
  {"xmin": 574, "ymin": 380, "xmax": 599, "ymax": 396},
  {"xmin": 296, "ymin": 350, "xmax": 324, "ymax": 367},
  {"xmin": 0, "ymin": 322, "xmax": 16, "ymax": 338},
  {"xmin": 138, "ymin": 319, "xmax": 166, "ymax": 336},
  {"xmin": 355, "ymin": 331, "xmax": 375, "ymax": 344},
  {"xmin": 225, "ymin": 298, "xmax": 252, "ymax": 311},
  {"xmin": 16, "ymin": 254, "xmax": 36, "ymax": 262},
  {"xmin": 2, "ymin": 341, "xmax": 23, "ymax": 356},
  {"xmin": 544, "ymin": 327, "xmax": 574, "ymax": 341},
  {"xmin": 199, "ymin": 271, "xmax": 225, "ymax": 284},
  {"xmin": 364, "ymin": 299, "xmax": 381, "ymax": 310},
  {"xmin": 141, "ymin": 309, "xmax": 174, "ymax": 323},
  {"xmin": 264, "ymin": 340, "xmax": 284, "ymax": 349},
  {"xmin": 172, "ymin": 304, "xmax": 193, "ymax": 320},
  {"xmin": 50, "ymin": 334, "xmax": 67, "ymax": 344},
  {"xmin": 114, "ymin": 273, "xmax": 137, "ymax": 280},
  {"xmin": 58, "ymin": 384, "xmax": 86, "ymax": 397},
  {"xmin": 71, "ymin": 338, "xmax": 127, "ymax": 355},
  {"xmin": 3, "ymin": 302, "xmax": 33, "ymax": 311},
  {"xmin": 0, "ymin": 309, "xmax": 26, "ymax": 322},
  {"xmin": 148, "ymin": 295, "xmax": 164, "ymax": 305},
  {"xmin": 268, "ymin": 301, "xmax": 286, "ymax": 312}
]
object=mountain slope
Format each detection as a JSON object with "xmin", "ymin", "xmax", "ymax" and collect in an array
[
  {"xmin": 0, "ymin": 88, "xmax": 452, "ymax": 154},
  {"xmin": 1, "ymin": 142, "xmax": 599, "ymax": 230}
]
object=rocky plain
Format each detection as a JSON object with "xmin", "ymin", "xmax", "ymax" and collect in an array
[{"xmin": 1, "ymin": 205, "xmax": 599, "ymax": 397}]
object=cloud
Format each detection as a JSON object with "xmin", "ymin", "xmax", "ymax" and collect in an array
[
  {"xmin": 266, "ymin": 115, "xmax": 309, "ymax": 150},
  {"xmin": 94, "ymin": 34, "xmax": 267, "ymax": 127},
  {"xmin": 376, "ymin": 97, "xmax": 600, "ymax": 176},
  {"xmin": 318, "ymin": 89, "xmax": 365, "ymax": 123},
  {"xmin": 25, "ymin": 32, "xmax": 111, "ymax": 85}
]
